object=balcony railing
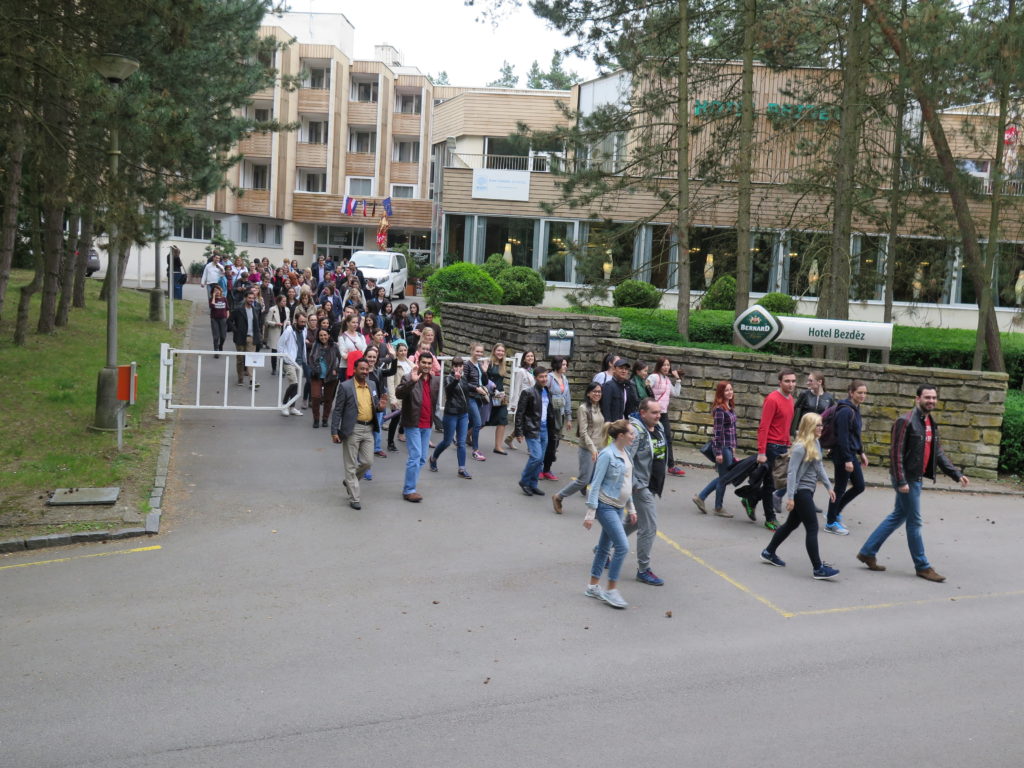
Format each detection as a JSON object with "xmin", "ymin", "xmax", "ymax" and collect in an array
[{"xmin": 445, "ymin": 152, "xmax": 562, "ymax": 173}]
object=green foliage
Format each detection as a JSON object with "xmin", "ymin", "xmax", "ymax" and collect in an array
[
  {"xmin": 526, "ymin": 52, "xmax": 579, "ymax": 90},
  {"xmin": 202, "ymin": 231, "xmax": 247, "ymax": 262},
  {"xmin": 482, "ymin": 254, "xmax": 509, "ymax": 280},
  {"xmin": 759, "ymin": 292, "xmax": 797, "ymax": 315},
  {"xmin": 188, "ymin": 261, "xmax": 205, "ymax": 278},
  {"xmin": 496, "ymin": 266, "xmax": 545, "ymax": 306},
  {"xmin": 613, "ymin": 279, "xmax": 661, "ymax": 309},
  {"xmin": 1000, "ymin": 391, "xmax": 1024, "ymax": 477},
  {"xmin": 487, "ymin": 60, "xmax": 519, "ymax": 88},
  {"xmin": 702, "ymin": 275, "xmax": 737, "ymax": 310},
  {"xmin": 429, "ymin": 71, "xmax": 451, "ymax": 85},
  {"xmin": 424, "ymin": 263, "xmax": 503, "ymax": 309}
]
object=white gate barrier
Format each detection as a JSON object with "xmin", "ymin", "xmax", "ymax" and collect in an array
[{"xmin": 158, "ymin": 343, "xmax": 303, "ymax": 420}]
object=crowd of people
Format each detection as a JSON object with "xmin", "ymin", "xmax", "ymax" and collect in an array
[{"xmin": 199, "ymin": 252, "xmax": 970, "ymax": 611}]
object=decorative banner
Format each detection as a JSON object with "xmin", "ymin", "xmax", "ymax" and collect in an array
[
  {"xmin": 734, "ymin": 304, "xmax": 893, "ymax": 350},
  {"xmin": 376, "ymin": 214, "xmax": 389, "ymax": 250}
]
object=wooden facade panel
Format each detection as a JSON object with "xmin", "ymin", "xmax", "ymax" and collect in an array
[
  {"xmin": 238, "ymin": 133, "xmax": 272, "ymax": 157},
  {"xmin": 434, "ymin": 92, "xmax": 570, "ymax": 141},
  {"xmin": 236, "ymin": 190, "xmax": 270, "ymax": 216},
  {"xmin": 295, "ymin": 142, "xmax": 328, "ymax": 167},
  {"xmin": 392, "ymin": 113, "xmax": 422, "ymax": 136},
  {"xmin": 293, "ymin": 193, "xmax": 432, "ymax": 228},
  {"xmin": 297, "ymin": 89, "xmax": 330, "ymax": 113},
  {"xmin": 298, "ymin": 44, "xmax": 335, "ymax": 60},
  {"xmin": 352, "ymin": 61, "xmax": 389, "ymax": 76},
  {"xmin": 390, "ymin": 162, "xmax": 419, "ymax": 184},
  {"xmin": 347, "ymin": 101, "xmax": 378, "ymax": 125},
  {"xmin": 397, "ymin": 75, "xmax": 429, "ymax": 88},
  {"xmin": 345, "ymin": 153, "xmax": 376, "ymax": 175}
]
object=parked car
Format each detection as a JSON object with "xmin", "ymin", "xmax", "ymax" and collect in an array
[
  {"xmin": 350, "ymin": 249, "xmax": 408, "ymax": 299},
  {"xmin": 85, "ymin": 248, "xmax": 101, "ymax": 276}
]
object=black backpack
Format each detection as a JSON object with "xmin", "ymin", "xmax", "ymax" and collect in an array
[{"xmin": 818, "ymin": 402, "xmax": 846, "ymax": 450}]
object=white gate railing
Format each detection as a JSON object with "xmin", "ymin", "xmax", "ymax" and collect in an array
[{"xmin": 158, "ymin": 343, "xmax": 303, "ymax": 420}]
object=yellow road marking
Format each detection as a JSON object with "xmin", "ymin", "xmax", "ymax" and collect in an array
[
  {"xmin": 657, "ymin": 531, "xmax": 795, "ymax": 618},
  {"xmin": 0, "ymin": 545, "xmax": 161, "ymax": 571}
]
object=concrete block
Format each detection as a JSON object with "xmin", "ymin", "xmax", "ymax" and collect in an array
[
  {"xmin": 0, "ymin": 538, "xmax": 26, "ymax": 553},
  {"xmin": 25, "ymin": 533, "xmax": 73, "ymax": 549},
  {"xmin": 71, "ymin": 530, "xmax": 112, "ymax": 543},
  {"xmin": 145, "ymin": 511, "xmax": 161, "ymax": 534},
  {"xmin": 154, "ymin": 475, "xmax": 166, "ymax": 488},
  {"xmin": 107, "ymin": 527, "xmax": 148, "ymax": 540}
]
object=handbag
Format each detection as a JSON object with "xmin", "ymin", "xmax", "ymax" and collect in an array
[
  {"xmin": 700, "ymin": 440, "xmax": 717, "ymax": 463},
  {"xmin": 772, "ymin": 455, "xmax": 790, "ymax": 490}
]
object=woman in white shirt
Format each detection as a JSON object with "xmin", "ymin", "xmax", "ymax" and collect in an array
[
  {"xmin": 646, "ymin": 356, "xmax": 685, "ymax": 477},
  {"xmin": 336, "ymin": 313, "xmax": 367, "ymax": 379},
  {"xmin": 386, "ymin": 340, "xmax": 415, "ymax": 451}
]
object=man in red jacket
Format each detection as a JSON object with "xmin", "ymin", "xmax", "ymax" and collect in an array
[{"xmin": 755, "ymin": 368, "xmax": 797, "ymax": 530}]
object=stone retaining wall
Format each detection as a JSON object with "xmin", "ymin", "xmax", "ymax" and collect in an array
[{"xmin": 440, "ymin": 304, "xmax": 1008, "ymax": 479}]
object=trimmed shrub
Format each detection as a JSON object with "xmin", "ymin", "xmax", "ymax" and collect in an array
[
  {"xmin": 496, "ymin": 266, "xmax": 545, "ymax": 306},
  {"xmin": 424, "ymin": 262, "xmax": 502, "ymax": 309},
  {"xmin": 702, "ymin": 275, "xmax": 736, "ymax": 310},
  {"xmin": 999, "ymin": 390, "xmax": 1024, "ymax": 477},
  {"xmin": 613, "ymin": 279, "xmax": 662, "ymax": 309},
  {"xmin": 482, "ymin": 253, "xmax": 508, "ymax": 280},
  {"xmin": 759, "ymin": 292, "xmax": 797, "ymax": 315}
]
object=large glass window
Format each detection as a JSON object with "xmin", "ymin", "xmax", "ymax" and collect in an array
[
  {"xmin": 582, "ymin": 222, "xmax": 635, "ymax": 283},
  {"xmin": 395, "ymin": 93, "xmax": 422, "ymax": 114},
  {"xmin": 852, "ymin": 234, "xmax": 884, "ymax": 300},
  {"xmin": 541, "ymin": 221, "xmax": 574, "ymax": 282},
  {"xmin": 302, "ymin": 62, "xmax": 330, "ymax": 90},
  {"xmin": 444, "ymin": 215, "xmax": 469, "ymax": 263},
  {"xmin": 785, "ymin": 232, "xmax": 829, "ymax": 298},
  {"xmin": 648, "ymin": 225, "xmax": 675, "ymax": 290},
  {"xmin": 997, "ymin": 242, "xmax": 1024, "ymax": 307},
  {"xmin": 301, "ymin": 118, "xmax": 328, "ymax": 144},
  {"xmin": 349, "ymin": 130, "xmax": 376, "ymax": 154},
  {"xmin": 296, "ymin": 168, "xmax": 327, "ymax": 193},
  {"xmin": 351, "ymin": 79, "xmax": 378, "ymax": 102},
  {"xmin": 750, "ymin": 232, "xmax": 777, "ymax": 293},
  {"xmin": 892, "ymin": 238, "xmax": 952, "ymax": 303},
  {"xmin": 482, "ymin": 217, "xmax": 535, "ymax": 267},
  {"xmin": 347, "ymin": 177, "xmax": 373, "ymax": 196},
  {"xmin": 172, "ymin": 214, "xmax": 218, "ymax": 241},
  {"xmin": 315, "ymin": 226, "xmax": 365, "ymax": 262},
  {"xmin": 393, "ymin": 140, "xmax": 420, "ymax": 163},
  {"xmin": 690, "ymin": 227, "xmax": 737, "ymax": 293}
]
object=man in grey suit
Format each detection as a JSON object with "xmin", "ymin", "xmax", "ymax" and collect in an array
[{"xmin": 330, "ymin": 357, "xmax": 387, "ymax": 510}]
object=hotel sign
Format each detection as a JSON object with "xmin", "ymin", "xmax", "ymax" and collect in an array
[
  {"xmin": 734, "ymin": 305, "xmax": 893, "ymax": 350},
  {"xmin": 471, "ymin": 169, "xmax": 531, "ymax": 202}
]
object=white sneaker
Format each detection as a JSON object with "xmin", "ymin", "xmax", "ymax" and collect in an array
[
  {"xmin": 289, "ymin": 407, "xmax": 303, "ymax": 416},
  {"xmin": 280, "ymin": 407, "xmax": 290, "ymax": 417},
  {"xmin": 600, "ymin": 588, "xmax": 628, "ymax": 609},
  {"xmin": 584, "ymin": 584, "xmax": 603, "ymax": 600}
]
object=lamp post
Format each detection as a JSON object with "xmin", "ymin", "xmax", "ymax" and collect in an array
[{"xmin": 93, "ymin": 54, "xmax": 139, "ymax": 431}]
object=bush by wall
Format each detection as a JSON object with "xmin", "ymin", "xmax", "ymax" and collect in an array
[
  {"xmin": 701, "ymin": 275, "xmax": 736, "ymax": 310},
  {"xmin": 496, "ymin": 266, "xmax": 546, "ymax": 306},
  {"xmin": 759, "ymin": 292, "xmax": 797, "ymax": 315},
  {"xmin": 613, "ymin": 279, "xmax": 661, "ymax": 309},
  {"xmin": 999, "ymin": 390, "xmax": 1024, "ymax": 477},
  {"xmin": 424, "ymin": 263, "xmax": 502, "ymax": 309},
  {"xmin": 481, "ymin": 254, "xmax": 508, "ymax": 280}
]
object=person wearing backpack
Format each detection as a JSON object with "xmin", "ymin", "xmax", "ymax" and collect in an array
[
  {"xmin": 824, "ymin": 380, "xmax": 870, "ymax": 535},
  {"xmin": 791, "ymin": 372, "xmax": 834, "ymax": 437}
]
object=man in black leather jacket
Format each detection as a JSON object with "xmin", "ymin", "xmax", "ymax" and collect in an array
[
  {"xmin": 857, "ymin": 384, "xmax": 969, "ymax": 582},
  {"xmin": 514, "ymin": 366, "xmax": 553, "ymax": 497}
]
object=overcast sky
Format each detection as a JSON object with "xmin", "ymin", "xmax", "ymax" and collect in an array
[{"xmin": 285, "ymin": 0, "xmax": 599, "ymax": 88}]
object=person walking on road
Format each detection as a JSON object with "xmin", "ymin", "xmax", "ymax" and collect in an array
[
  {"xmin": 599, "ymin": 357, "xmax": 633, "ymax": 423},
  {"xmin": 824, "ymin": 380, "xmax": 869, "ymax": 536},
  {"xmin": 791, "ymin": 371, "xmax": 834, "ymax": 437},
  {"xmin": 276, "ymin": 319, "xmax": 304, "ymax": 418},
  {"xmin": 430, "ymin": 356, "xmax": 475, "ymax": 480},
  {"xmin": 759, "ymin": 413, "xmax": 839, "ymax": 580},
  {"xmin": 541, "ymin": 356, "xmax": 572, "ymax": 481},
  {"xmin": 229, "ymin": 290, "xmax": 263, "ymax": 388},
  {"xmin": 755, "ymin": 368, "xmax": 797, "ymax": 530},
  {"xmin": 208, "ymin": 285, "xmax": 229, "ymax": 358},
  {"xmin": 856, "ymin": 384, "xmax": 969, "ymax": 582},
  {"xmin": 647, "ymin": 357, "xmax": 686, "ymax": 476},
  {"xmin": 331, "ymin": 358, "xmax": 387, "ymax": 510},
  {"xmin": 624, "ymin": 398, "xmax": 668, "ymax": 587},
  {"xmin": 584, "ymin": 419, "xmax": 637, "ymax": 610},
  {"xmin": 693, "ymin": 380, "xmax": 737, "ymax": 517},
  {"xmin": 309, "ymin": 328, "xmax": 341, "ymax": 429},
  {"xmin": 552, "ymin": 382, "xmax": 605, "ymax": 515},
  {"xmin": 513, "ymin": 365, "xmax": 553, "ymax": 497},
  {"xmin": 395, "ymin": 352, "xmax": 440, "ymax": 503}
]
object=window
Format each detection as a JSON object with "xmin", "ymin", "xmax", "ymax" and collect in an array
[
  {"xmin": 395, "ymin": 93, "xmax": 422, "ymax": 114},
  {"xmin": 391, "ymin": 184, "xmax": 415, "ymax": 198},
  {"xmin": 239, "ymin": 221, "xmax": 283, "ymax": 246},
  {"xmin": 254, "ymin": 108, "xmax": 270, "ymax": 123},
  {"xmin": 351, "ymin": 79, "xmax": 378, "ymax": 102},
  {"xmin": 393, "ymin": 140, "xmax": 420, "ymax": 163},
  {"xmin": 349, "ymin": 130, "xmax": 376, "ymax": 154},
  {"xmin": 302, "ymin": 118, "xmax": 328, "ymax": 144},
  {"xmin": 347, "ymin": 177, "xmax": 373, "ymax": 196},
  {"xmin": 303, "ymin": 63, "xmax": 330, "ymax": 90},
  {"xmin": 243, "ymin": 161, "xmax": 269, "ymax": 190},
  {"xmin": 296, "ymin": 169, "xmax": 327, "ymax": 193},
  {"xmin": 173, "ymin": 214, "xmax": 218, "ymax": 241}
]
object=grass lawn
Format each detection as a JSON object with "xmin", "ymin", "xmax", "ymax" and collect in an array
[{"xmin": 0, "ymin": 270, "xmax": 191, "ymax": 537}]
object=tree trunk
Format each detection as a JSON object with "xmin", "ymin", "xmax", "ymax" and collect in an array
[
  {"xmin": 865, "ymin": 0, "xmax": 1005, "ymax": 373},
  {"xmin": 0, "ymin": 114, "xmax": 26, "ymax": 322},
  {"xmin": 675, "ymin": 0, "xmax": 691, "ymax": 340},
  {"xmin": 881, "ymin": 2, "xmax": 907, "ymax": 366},
  {"xmin": 56, "ymin": 211, "xmax": 80, "ymax": 327},
  {"xmin": 14, "ymin": 209, "xmax": 44, "ymax": 346},
  {"xmin": 36, "ymin": 202, "xmax": 66, "ymax": 334},
  {"xmin": 73, "ymin": 210, "xmax": 93, "ymax": 308},
  {"xmin": 733, "ymin": 0, "xmax": 756, "ymax": 342}
]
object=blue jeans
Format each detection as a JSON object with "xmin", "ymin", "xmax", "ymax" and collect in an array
[
  {"xmin": 860, "ymin": 480, "xmax": 928, "ymax": 570},
  {"xmin": 403, "ymin": 427, "xmax": 432, "ymax": 495},
  {"xmin": 591, "ymin": 502, "xmax": 630, "ymax": 582},
  {"xmin": 467, "ymin": 398, "xmax": 483, "ymax": 451},
  {"xmin": 698, "ymin": 446, "xmax": 734, "ymax": 510},
  {"xmin": 433, "ymin": 412, "xmax": 468, "ymax": 468},
  {"xmin": 520, "ymin": 429, "xmax": 549, "ymax": 489},
  {"xmin": 760, "ymin": 443, "xmax": 788, "ymax": 520},
  {"xmin": 373, "ymin": 411, "xmax": 383, "ymax": 452}
]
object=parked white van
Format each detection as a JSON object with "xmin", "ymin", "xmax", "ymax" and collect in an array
[{"xmin": 350, "ymin": 250, "xmax": 409, "ymax": 299}]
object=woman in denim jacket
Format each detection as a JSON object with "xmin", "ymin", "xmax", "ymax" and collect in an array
[{"xmin": 583, "ymin": 419, "xmax": 638, "ymax": 609}]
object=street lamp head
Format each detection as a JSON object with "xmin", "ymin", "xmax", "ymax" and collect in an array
[{"xmin": 95, "ymin": 54, "xmax": 140, "ymax": 85}]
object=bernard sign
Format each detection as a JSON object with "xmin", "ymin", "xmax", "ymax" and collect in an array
[{"xmin": 733, "ymin": 305, "xmax": 893, "ymax": 351}]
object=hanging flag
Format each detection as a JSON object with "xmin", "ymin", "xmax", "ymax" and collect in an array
[
  {"xmin": 362, "ymin": 200, "xmax": 368, "ymax": 216},
  {"xmin": 382, "ymin": 197, "xmax": 393, "ymax": 216},
  {"xmin": 371, "ymin": 202, "xmax": 377, "ymax": 216},
  {"xmin": 342, "ymin": 196, "xmax": 351, "ymax": 215}
]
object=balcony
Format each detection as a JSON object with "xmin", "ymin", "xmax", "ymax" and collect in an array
[
  {"xmin": 346, "ymin": 152, "xmax": 376, "ymax": 176},
  {"xmin": 391, "ymin": 162, "xmax": 419, "ymax": 184},
  {"xmin": 238, "ymin": 132, "xmax": 272, "ymax": 157},
  {"xmin": 293, "ymin": 192, "xmax": 432, "ymax": 228},
  {"xmin": 348, "ymin": 101, "xmax": 378, "ymax": 124},
  {"xmin": 445, "ymin": 152, "xmax": 562, "ymax": 173},
  {"xmin": 392, "ymin": 112, "xmax": 421, "ymax": 135},
  {"xmin": 297, "ymin": 88, "xmax": 330, "ymax": 112},
  {"xmin": 236, "ymin": 189, "xmax": 270, "ymax": 215},
  {"xmin": 295, "ymin": 142, "xmax": 328, "ymax": 166}
]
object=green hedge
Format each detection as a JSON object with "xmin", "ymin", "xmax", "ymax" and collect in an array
[
  {"xmin": 613, "ymin": 280, "xmax": 661, "ymax": 309},
  {"xmin": 1000, "ymin": 390, "xmax": 1024, "ymax": 478},
  {"xmin": 496, "ymin": 266, "xmax": 545, "ymax": 306},
  {"xmin": 424, "ymin": 263, "xmax": 503, "ymax": 309},
  {"xmin": 567, "ymin": 306, "xmax": 1024, "ymax": 388}
]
